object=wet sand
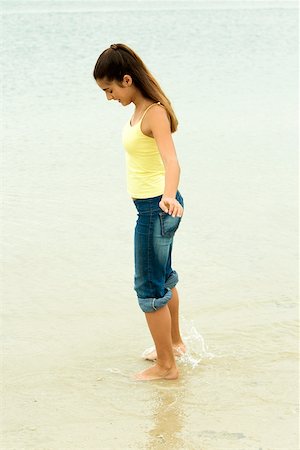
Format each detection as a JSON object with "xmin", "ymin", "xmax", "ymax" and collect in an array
[{"xmin": 2, "ymin": 1, "xmax": 299, "ymax": 448}]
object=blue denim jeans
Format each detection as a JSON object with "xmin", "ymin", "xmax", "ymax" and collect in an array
[{"xmin": 133, "ymin": 191, "xmax": 184, "ymax": 313}]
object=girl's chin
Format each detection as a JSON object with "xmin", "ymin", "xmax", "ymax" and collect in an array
[{"xmin": 119, "ymin": 100, "xmax": 131, "ymax": 106}]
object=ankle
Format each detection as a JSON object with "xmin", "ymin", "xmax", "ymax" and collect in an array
[
  {"xmin": 156, "ymin": 360, "xmax": 176, "ymax": 371},
  {"xmin": 172, "ymin": 340, "xmax": 185, "ymax": 347}
]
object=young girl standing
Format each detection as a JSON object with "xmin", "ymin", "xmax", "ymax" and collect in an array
[{"xmin": 93, "ymin": 43, "xmax": 185, "ymax": 381}]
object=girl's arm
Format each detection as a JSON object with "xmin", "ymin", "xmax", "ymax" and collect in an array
[{"xmin": 148, "ymin": 105, "xmax": 183, "ymax": 218}]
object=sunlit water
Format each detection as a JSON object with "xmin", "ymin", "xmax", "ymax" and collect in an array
[{"xmin": 1, "ymin": 1, "xmax": 299, "ymax": 449}]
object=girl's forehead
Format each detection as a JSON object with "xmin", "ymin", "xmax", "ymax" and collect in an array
[{"xmin": 96, "ymin": 78, "xmax": 113, "ymax": 90}]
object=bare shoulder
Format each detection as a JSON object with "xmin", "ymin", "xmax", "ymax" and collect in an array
[
  {"xmin": 146, "ymin": 103, "xmax": 170, "ymax": 126},
  {"xmin": 148, "ymin": 103, "xmax": 168, "ymax": 117},
  {"xmin": 141, "ymin": 103, "xmax": 170, "ymax": 137}
]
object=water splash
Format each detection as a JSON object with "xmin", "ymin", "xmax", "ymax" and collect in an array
[
  {"xmin": 179, "ymin": 317, "xmax": 215, "ymax": 368},
  {"xmin": 142, "ymin": 317, "xmax": 215, "ymax": 369}
]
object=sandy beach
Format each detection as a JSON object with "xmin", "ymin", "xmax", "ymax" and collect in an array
[{"xmin": 1, "ymin": 1, "xmax": 299, "ymax": 449}]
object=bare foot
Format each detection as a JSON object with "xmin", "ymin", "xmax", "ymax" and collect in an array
[
  {"xmin": 143, "ymin": 343, "xmax": 186, "ymax": 361},
  {"xmin": 133, "ymin": 363, "xmax": 179, "ymax": 381}
]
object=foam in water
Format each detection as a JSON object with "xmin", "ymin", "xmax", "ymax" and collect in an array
[
  {"xmin": 142, "ymin": 317, "xmax": 215, "ymax": 369},
  {"xmin": 180, "ymin": 317, "xmax": 215, "ymax": 368}
]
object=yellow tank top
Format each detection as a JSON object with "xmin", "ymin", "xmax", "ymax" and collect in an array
[{"xmin": 122, "ymin": 102, "xmax": 165, "ymax": 199}]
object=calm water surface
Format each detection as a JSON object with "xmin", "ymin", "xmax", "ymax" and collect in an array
[{"xmin": 1, "ymin": 1, "xmax": 299, "ymax": 449}]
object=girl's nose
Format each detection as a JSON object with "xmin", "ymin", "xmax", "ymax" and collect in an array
[{"xmin": 106, "ymin": 93, "xmax": 114, "ymax": 101}]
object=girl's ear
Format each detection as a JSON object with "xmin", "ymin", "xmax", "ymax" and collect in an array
[{"xmin": 122, "ymin": 74, "xmax": 132, "ymax": 87}]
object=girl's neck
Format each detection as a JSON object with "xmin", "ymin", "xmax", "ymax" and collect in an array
[{"xmin": 131, "ymin": 89, "xmax": 152, "ymax": 111}]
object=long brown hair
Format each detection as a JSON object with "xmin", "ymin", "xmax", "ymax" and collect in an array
[{"xmin": 93, "ymin": 43, "xmax": 178, "ymax": 133}]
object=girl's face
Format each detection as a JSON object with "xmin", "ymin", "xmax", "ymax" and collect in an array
[{"xmin": 96, "ymin": 76, "xmax": 133, "ymax": 106}]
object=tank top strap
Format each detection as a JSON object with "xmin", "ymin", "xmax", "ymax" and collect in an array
[{"xmin": 140, "ymin": 101, "xmax": 162, "ymax": 121}]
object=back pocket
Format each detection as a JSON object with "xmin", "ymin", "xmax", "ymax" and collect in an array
[{"xmin": 159, "ymin": 212, "xmax": 182, "ymax": 238}]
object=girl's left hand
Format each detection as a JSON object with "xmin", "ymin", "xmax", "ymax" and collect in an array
[{"xmin": 159, "ymin": 196, "xmax": 184, "ymax": 218}]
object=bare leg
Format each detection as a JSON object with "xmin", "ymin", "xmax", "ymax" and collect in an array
[
  {"xmin": 168, "ymin": 287, "xmax": 185, "ymax": 347},
  {"xmin": 134, "ymin": 305, "xmax": 178, "ymax": 381},
  {"xmin": 143, "ymin": 287, "xmax": 186, "ymax": 361}
]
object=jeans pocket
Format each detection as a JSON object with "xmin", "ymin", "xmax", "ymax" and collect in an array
[{"xmin": 159, "ymin": 212, "xmax": 181, "ymax": 237}]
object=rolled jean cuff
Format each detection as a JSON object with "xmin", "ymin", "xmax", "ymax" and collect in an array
[
  {"xmin": 165, "ymin": 270, "xmax": 179, "ymax": 290},
  {"xmin": 138, "ymin": 289, "xmax": 172, "ymax": 313}
]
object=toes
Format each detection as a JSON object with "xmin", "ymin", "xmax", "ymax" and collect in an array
[
  {"xmin": 142, "ymin": 349, "xmax": 157, "ymax": 361},
  {"xmin": 145, "ymin": 354, "xmax": 157, "ymax": 361}
]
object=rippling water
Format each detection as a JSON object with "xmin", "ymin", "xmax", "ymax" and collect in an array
[{"xmin": 2, "ymin": 1, "xmax": 299, "ymax": 449}]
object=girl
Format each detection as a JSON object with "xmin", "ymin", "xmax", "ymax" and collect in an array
[{"xmin": 93, "ymin": 43, "xmax": 185, "ymax": 381}]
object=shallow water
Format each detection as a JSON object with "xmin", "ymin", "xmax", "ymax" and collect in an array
[{"xmin": 1, "ymin": 1, "xmax": 299, "ymax": 449}]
